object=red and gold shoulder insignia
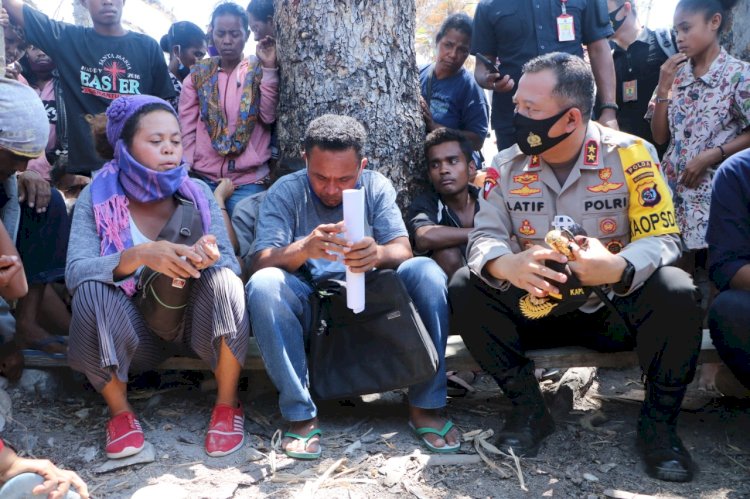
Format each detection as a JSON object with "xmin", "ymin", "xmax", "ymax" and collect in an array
[
  {"xmin": 483, "ymin": 167, "xmax": 499, "ymax": 200},
  {"xmin": 528, "ymin": 155, "xmax": 541, "ymax": 169},
  {"xmin": 509, "ymin": 172, "xmax": 541, "ymax": 196},
  {"xmin": 583, "ymin": 140, "xmax": 599, "ymax": 166},
  {"xmin": 587, "ymin": 167, "xmax": 624, "ymax": 193}
]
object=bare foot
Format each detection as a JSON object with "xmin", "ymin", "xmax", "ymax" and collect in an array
[
  {"xmin": 697, "ymin": 362, "xmax": 721, "ymax": 391},
  {"xmin": 409, "ymin": 406, "xmax": 460, "ymax": 449},
  {"xmin": 715, "ymin": 364, "xmax": 750, "ymax": 398},
  {"xmin": 282, "ymin": 417, "xmax": 320, "ymax": 456}
]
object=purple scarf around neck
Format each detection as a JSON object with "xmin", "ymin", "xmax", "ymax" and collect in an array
[{"xmin": 91, "ymin": 140, "xmax": 212, "ymax": 296}]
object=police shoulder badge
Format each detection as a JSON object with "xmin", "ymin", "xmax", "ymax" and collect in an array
[
  {"xmin": 483, "ymin": 167, "xmax": 499, "ymax": 200},
  {"xmin": 636, "ymin": 181, "xmax": 661, "ymax": 207}
]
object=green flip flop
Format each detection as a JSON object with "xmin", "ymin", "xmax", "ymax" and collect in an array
[
  {"xmin": 409, "ymin": 420, "xmax": 461, "ymax": 454},
  {"xmin": 283, "ymin": 428, "xmax": 322, "ymax": 460}
]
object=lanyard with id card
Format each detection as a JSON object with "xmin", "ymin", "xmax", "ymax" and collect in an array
[{"xmin": 557, "ymin": 0, "xmax": 575, "ymax": 42}]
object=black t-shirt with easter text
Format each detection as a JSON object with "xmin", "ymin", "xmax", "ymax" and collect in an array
[{"xmin": 22, "ymin": 6, "xmax": 175, "ymax": 174}]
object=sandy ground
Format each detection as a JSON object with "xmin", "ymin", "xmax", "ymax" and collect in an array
[{"xmin": 2, "ymin": 365, "xmax": 748, "ymax": 499}]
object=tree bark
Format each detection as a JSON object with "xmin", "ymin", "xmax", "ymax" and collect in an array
[
  {"xmin": 274, "ymin": 0, "xmax": 426, "ymax": 208},
  {"xmin": 0, "ymin": 24, "xmax": 6, "ymax": 78},
  {"xmin": 723, "ymin": 0, "xmax": 750, "ymax": 62},
  {"xmin": 72, "ymin": 1, "xmax": 92, "ymax": 27}
]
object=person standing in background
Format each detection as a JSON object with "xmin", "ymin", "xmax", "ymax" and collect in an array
[
  {"xmin": 471, "ymin": 0, "xmax": 618, "ymax": 151},
  {"xmin": 160, "ymin": 21, "xmax": 207, "ymax": 112},
  {"xmin": 608, "ymin": 0, "xmax": 675, "ymax": 157}
]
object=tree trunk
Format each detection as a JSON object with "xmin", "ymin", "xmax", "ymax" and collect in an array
[
  {"xmin": 723, "ymin": 0, "xmax": 750, "ymax": 62},
  {"xmin": 0, "ymin": 24, "xmax": 6, "ymax": 78},
  {"xmin": 72, "ymin": 1, "xmax": 92, "ymax": 27},
  {"xmin": 274, "ymin": 0, "xmax": 426, "ymax": 208}
]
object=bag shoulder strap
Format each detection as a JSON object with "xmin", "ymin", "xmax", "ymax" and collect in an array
[{"xmin": 156, "ymin": 197, "xmax": 203, "ymax": 246}]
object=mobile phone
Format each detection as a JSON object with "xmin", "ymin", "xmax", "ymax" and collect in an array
[{"xmin": 475, "ymin": 53, "xmax": 500, "ymax": 74}]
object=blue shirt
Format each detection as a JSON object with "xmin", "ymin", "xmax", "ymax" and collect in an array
[
  {"xmin": 471, "ymin": 0, "xmax": 612, "ymax": 136},
  {"xmin": 707, "ymin": 149, "xmax": 750, "ymax": 291},
  {"xmin": 419, "ymin": 64, "xmax": 489, "ymax": 140},
  {"xmin": 253, "ymin": 169, "xmax": 408, "ymax": 282}
]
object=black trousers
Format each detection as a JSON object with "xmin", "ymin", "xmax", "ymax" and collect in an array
[
  {"xmin": 708, "ymin": 289, "xmax": 750, "ymax": 389},
  {"xmin": 449, "ymin": 266, "xmax": 702, "ymax": 387}
]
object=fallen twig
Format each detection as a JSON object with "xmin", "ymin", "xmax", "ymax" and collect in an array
[
  {"xmin": 403, "ymin": 481, "xmax": 430, "ymax": 499},
  {"xmin": 297, "ymin": 457, "xmax": 346, "ymax": 498},
  {"xmin": 507, "ymin": 447, "xmax": 528, "ymax": 492},
  {"xmin": 414, "ymin": 453, "xmax": 481, "ymax": 467},
  {"xmin": 473, "ymin": 438, "xmax": 511, "ymax": 479},
  {"xmin": 719, "ymin": 447, "xmax": 750, "ymax": 472},
  {"xmin": 603, "ymin": 489, "xmax": 658, "ymax": 499}
]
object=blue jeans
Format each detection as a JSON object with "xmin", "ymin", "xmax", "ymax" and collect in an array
[
  {"xmin": 247, "ymin": 257, "xmax": 449, "ymax": 421},
  {"xmin": 203, "ymin": 181, "xmax": 266, "ymax": 215},
  {"xmin": 709, "ymin": 289, "xmax": 750, "ymax": 389},
  {"xmin": 0, "ymin": 473, "xmax": 81, "ymax": 499}
]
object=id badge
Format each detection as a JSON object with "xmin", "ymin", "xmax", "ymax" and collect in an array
[
  {"xmin": 623, "ymin": 80, "xmax": 638, "ymax": 102},
  {"xmin": 557, "ymin": 14, "xmax": 575, "ymax": 42}
]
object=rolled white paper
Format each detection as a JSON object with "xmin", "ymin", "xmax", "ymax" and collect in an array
[{"xmin": 343, "ymin": 188, "xmax": 366, "ymax": 313}]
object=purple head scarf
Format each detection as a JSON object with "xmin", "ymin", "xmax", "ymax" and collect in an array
[{"xmin": 91, "ymin": 95, "xmax": 211, "ymax": 296}]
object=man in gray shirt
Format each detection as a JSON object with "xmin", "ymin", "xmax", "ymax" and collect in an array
[{"xmin": 246, "ymin": 115, "xmax": 458, "ymax": 459}]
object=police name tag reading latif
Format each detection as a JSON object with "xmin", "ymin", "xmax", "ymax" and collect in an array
[{"xmin": 557, "ymin": 15, "xmax": 575, "ymax": 42}]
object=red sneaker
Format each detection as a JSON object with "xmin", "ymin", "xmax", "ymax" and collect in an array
[
  {"xmin": 205, "ymin": 403, "xmax": 245, "ymax": 457},
  {"xmin": 105, "ymin": 412, "xmax": 145, "ymax": 459}
]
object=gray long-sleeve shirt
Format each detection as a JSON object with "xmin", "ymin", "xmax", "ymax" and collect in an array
[{"xmin": 66, "ymin": 181, "xmax": 239, "ymax": 294}]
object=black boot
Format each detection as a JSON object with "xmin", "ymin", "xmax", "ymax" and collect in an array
[
  {"xmin": 495, "ymin": 365, "xmax": 555, "ymax": 457},
  {"xmin": 636, "ymin": 381, "xmax": 694, "ymax": 482}
]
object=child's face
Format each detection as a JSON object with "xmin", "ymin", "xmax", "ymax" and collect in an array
[
  {"xmin": 129, "ymin": 111, "xmax": 183, "ymax": 172},
  {"xmin": 248, "ymin": 13, "xmax": 273, "ymax": 42},
  {"xmin": 4, "ymin": 26, "xmax": 26, "ymax": 65},
  {"xmin": 82, "ymin": 0, "xmax": 124, "ymax": 27},
  {"xmin": 673, "ymin": 7, "xmax": 721, "ymax": 59}
]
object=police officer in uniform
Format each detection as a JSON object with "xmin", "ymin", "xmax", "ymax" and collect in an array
[
  {"xmin": 449, "ymin": 53, "xmax": 701, "ymax": 482},
  {"xmin": 472, "ymin": 0, "xmax": 618, "ymax": 151}
]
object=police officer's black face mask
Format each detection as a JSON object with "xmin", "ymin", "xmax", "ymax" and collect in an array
[
  {"xmin": 513, "ymin": 107, "xmax": 574, "ymax": 156},
  {"xmin": 609, "ymin": 5, "xmax": 626, "ymax": 33}
]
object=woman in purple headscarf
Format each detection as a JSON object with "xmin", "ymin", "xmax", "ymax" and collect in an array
[{"xmin": 66, "ymin": 95, "xmax": 249, "ymax": 460}]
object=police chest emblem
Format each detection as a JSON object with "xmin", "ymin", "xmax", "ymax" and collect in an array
[
  {"xmin": 510, "ymin": 173, "xmax": 541, "ymax": 196},
  {"xmin": 527, "ymin": 132, "xmax": 542, "ymax": 148},
  {"xmin": 606, "ymin": 240, "xmax": 624, "ymax": 254},
  {"xmin": 518, "ymin": 219, "xmax": 536, "ymax": 236},
  {"xmin": 587, "ymin": 168, "xmax": 624, "ymax": 193},
  {"xmin": 483, "ymin": 168, "xmax": 499, "ymax": 200},
  {"xmin": 600, "ymin": 218, "xmax": 617, "ymax": 234},
  {"xmin": 636, "ymin": 181, "xmax": 661, "ymax": 207}
]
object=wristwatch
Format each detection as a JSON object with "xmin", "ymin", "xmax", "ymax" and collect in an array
[
  {"xmin": 599, "ymin": 102, "xmax": 619, "ymax": 112},
  {"xmin": 613, "ymin": 259, "xmax": 635, "ymax": 294}
]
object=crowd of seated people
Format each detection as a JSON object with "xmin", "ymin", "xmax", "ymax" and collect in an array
[{"xmin": 0, "ymin": 0, "xmax": 749, "ymax": 490}]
